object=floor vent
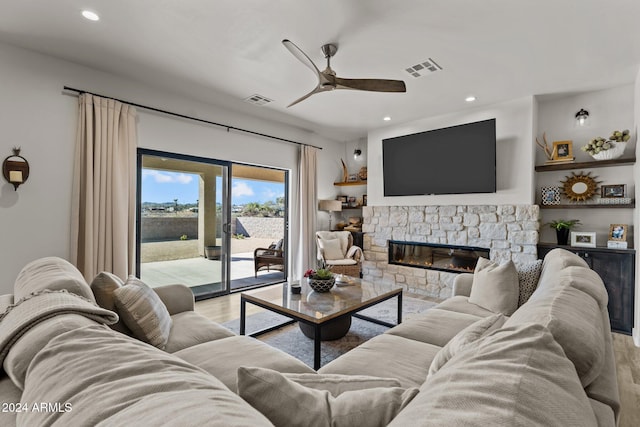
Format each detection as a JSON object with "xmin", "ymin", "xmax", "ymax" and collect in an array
[
  {"xmin": 404, "ymin": 58, "xmax": 443, "ymax": 78},
  {"xmin": 244, "ymin": 94, "xmax": 273, "ymax": 106}
]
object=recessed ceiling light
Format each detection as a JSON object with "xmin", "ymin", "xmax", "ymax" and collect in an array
[
  {"xmin": 383, "ymin": 116, "xmax": 392, "ymax": 121},
  {"xmin": 465, "ymin": 96, "xmax": 476, "ymax": 102},
  {"xmin": 82, "ymin": 10, "xmax": 100, "ymax": 21}
]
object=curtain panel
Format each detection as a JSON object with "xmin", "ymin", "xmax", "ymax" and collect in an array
[
  {"xmin": 70, "ymin": 94, "xmax": 138, "ymax": 281},
  {"xmin": 292, "ymin": 145, "xmax": 318, "ymax": 278}
]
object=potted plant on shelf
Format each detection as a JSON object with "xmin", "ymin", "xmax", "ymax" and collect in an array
[{"xmin": 546, "ymin": 219, "xmax": 581, "ymax": 246}]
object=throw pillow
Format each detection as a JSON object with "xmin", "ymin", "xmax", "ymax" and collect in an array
[
  {"xmin": 113, "ymin": 276, "xmax": 172, "ymax": 349},
  {"xmin": 237, "ymin": 367, "xmax": 418, "ymax": 427},
  {"xmin": 516, "ymin": 259, "xmax": 543, "ymax": 306},
  {"xmin": 283, "ymin": 373, "xmax": 402, "ymax": 396},
  {"xmin": 90, "ymin": 271, "xmax": 132, "ymax": 334},
  {"xmin": 468, "ymin": 257, "xmax": 519, "ymax": 315},
  {"xmin": 428, "ymin": 313, "xmax": 506, "ymax": 377},
  {"xmin": 319, "ymin": 238, "xmax": 345, "ymax": 260}
]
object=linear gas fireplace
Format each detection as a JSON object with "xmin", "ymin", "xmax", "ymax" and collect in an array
[{"xmin": 388, "ymin": 241, "xmax": 490, "ymax": 274}]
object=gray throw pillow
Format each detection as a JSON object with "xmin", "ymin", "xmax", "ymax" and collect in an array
[
  {"xmin": 517, "ymin": 259, "xmax": 543, "ymax": 306},
  {"xmin": 91, "ymin": 271, "xmax": 132, "ymax": 334},
  {"xmin": 238, "ymin": 367, "xmax": 418, "ymax": 427},
  {"xmin": 283, "ymin": 373, "xmax": 402, "ymax": 396},
  {"xmin": 113, "ymin": 276, "xmax": 172, "ymax": 349},
  {"xmin": 469, "ymin": 257, "xmax": 519, "ymax": 315}
]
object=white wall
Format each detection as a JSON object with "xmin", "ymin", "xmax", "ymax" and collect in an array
[
  {"xmin": 367, "ymin": 96, "xmax": 536, "ymax": 206},
  {"xmin": 0, "ymin": 42, "xmax": 342, "ymax": 293}
]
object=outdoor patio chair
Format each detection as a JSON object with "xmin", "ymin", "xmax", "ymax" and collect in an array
[
  {"xmin": 253, "ymin": 239, "xmax": 284, "ymax": 277},
  {"xmin": 315, "ymin": 231, "xmax": 363, "ymax": 278}
]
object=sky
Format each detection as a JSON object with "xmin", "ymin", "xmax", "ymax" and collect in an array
[{"xmin": 141, "ymin": 169, "xmax": 284, "ymax": 205}]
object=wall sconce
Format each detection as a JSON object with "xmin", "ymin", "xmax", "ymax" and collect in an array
[
  {"xmin": 318, "ymin": 199, "xmax": 342, "ymax": 230},
  {"xmin": 575, "ymin": 109, "xmax": 589, "ymax": 127},
  {"xmin": 353, "ymin": 149, "xmax": 362, "ymax": 160},
  {"xmin": 2, "ymin": 147, "xmax": 30, "ymax": 191}
]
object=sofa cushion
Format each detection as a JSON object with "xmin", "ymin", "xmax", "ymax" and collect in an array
[
  {"xmin": 283, "ymin": 373, "xmax": 402, "ymax": 396},
  {"xmin": 517, "ymin": 259, "xmax": 543, "ymax": 306},
  {"xmin": 469, "ymin": 257, "xmax": 519, "ymax": 315},
  {"xmin": 113, "ymin": 276, "xmax": 172, "ymax": 349},
  {"xmin": 385, "ymin": 307, "xmax": 482, "ymax": 347},
  {"xmin": 238, "ymin": 366, "xmax": 418, "ymax": 427},
  {"xmin": 388, "ymin": 323, "xmax": 598, "ymax": 427},
  {"xmin": 433, "ymin": 295, "xmax": 496, "ymax": 318},
  {"xmin": 428, "ymin": 313, "xmax": 506, "ymax": 377},
  {"xmin": 90, "ymin": 271, "xmax": 132, "ymax": 335},
  {"xmin": 505, "ymin": 266, "xmax": 606, "ymax": 387},
  {"xmin": 319, "ymin": 334, "xmax": 441, "ymax": 388},
  {"xmin": 164, "ymin": 311, "xmax": 235, "ymax": 353},
  {"xmin": 13, "ymin": 256, "xmax": 95, "ymax": 302},
  {"xmin": 538, "ymin": 247, "xmax": 589, "ymax": 286},
  {"xmin": 0, "ymin": 374, "xmax": 21, "ymax": 427},
  {"xmin": 174, "ymin": 336, "xmax": 315, "ymax": 393}
]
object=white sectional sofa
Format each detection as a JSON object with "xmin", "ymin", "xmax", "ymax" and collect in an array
[{"xmin": 0, "ymin": 249, "xmax": 620, "ymax": 426}]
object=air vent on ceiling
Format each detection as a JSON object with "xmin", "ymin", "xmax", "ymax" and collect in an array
[
  {"xmin": 404, "ymin": 58, "xmax": 442, "ymax": 78},
  {"xmin": 244, "ymin": 94, "xmax": 273, "ymax": 106}
]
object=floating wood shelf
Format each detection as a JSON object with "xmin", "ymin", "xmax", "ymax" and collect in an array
[
  {"xmin": 334, "ymin": 181, "xmax": 367, "ymax": 186},
  {"xmin": 539, "ymin": 201, "xmax": 635, "ymax": 209},
  {"xmin": 535, "ymin": 157, "xmax": 635, "ymax": 172}
]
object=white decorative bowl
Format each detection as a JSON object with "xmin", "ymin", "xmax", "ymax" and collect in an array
[{"xmin": 590, "ymin": 141, "xmax": 627, "ymax": 161}]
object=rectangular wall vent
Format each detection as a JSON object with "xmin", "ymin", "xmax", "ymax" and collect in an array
[
  {"xmin": 244, "ymin": 94, "xmax": 273, "ymax": 106},
  {"xmin": 404, "ymin": 58, "xmax": 442, "ymax": 78}
]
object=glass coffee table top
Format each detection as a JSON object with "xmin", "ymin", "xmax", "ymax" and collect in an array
[{"xmin": 241, "ymin": 278, "xmax": 402, "ymax": 324}]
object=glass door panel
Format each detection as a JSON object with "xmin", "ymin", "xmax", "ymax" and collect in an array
[{"xmin": 137, "ymin": 150, "xmax": 230, "ymax": 299}]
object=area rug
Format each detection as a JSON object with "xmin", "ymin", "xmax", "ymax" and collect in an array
[{"xmin": 222, "ymin": 296, "xmax": 437, "ymax": 368}]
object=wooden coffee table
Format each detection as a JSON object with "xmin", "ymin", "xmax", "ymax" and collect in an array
[{"xmin": 240, "ymin": 279, "xmax": 402, "ymax": 369}]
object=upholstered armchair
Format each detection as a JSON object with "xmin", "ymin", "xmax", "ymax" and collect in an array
[{"xmin": 315, "ymin": 231, "xmax": 363, "ymax": 278}]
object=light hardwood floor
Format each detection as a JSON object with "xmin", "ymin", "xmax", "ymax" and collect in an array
[{"xmin": 196, "ymin": 292, "xmax": 640, "ymax": 426}]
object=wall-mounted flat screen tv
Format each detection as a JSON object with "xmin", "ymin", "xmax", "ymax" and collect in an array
[{"xmin": 383, "ymin": 118, "xmax": 496, "ymax": 196}]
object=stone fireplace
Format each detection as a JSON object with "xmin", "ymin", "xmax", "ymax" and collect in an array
[
  {"xmin": 361, "ymin": 205, "xmax": 540, "ymax": 299},
  {"xmin": 388, "ymin": 241, "xmax": 490, "ymax": 274}
]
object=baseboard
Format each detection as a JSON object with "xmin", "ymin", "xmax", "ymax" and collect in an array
[{"xmin": 633, "ymin": 328, "xmax": 640, "ymax": 347}]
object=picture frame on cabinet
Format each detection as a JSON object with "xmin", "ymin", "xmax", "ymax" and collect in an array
[
  {"xmin": 571, "ymin": 231, "xmax": 596, "ymax": 248},
  {"xmin": 540, "ymin": 186, "xmax": 561, "ymax": 205},
  {"xmin": 601, "ymin": 184, "xmax": 626, "ymax": 198},
  {"xmin": 552, "ymin": 140, "xmax": 573, "ymax": 160},
  {"xmin": 609, "ymin": 224, "xmax": 627, "ymax": 241}
]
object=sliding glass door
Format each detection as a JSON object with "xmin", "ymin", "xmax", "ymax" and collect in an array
[
  {"xmin": 136, "ymin": 149, "xmax": 290, "ymax": 299},
  {"xmin": 137, "ymin": 149, "xmax": 231, "ymax": 299}
]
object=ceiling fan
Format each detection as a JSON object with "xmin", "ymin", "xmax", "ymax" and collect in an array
[{"xmin": 282, "ymin": 39, "xmax": 406, "ymax": 107}]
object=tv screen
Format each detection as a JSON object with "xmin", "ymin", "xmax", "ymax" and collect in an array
[{"xmin": 383, "ymin": 118, "xmax": 496, "ymax": 196}]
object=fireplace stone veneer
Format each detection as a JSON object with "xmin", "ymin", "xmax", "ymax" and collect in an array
[{"xmin": 361, "ymin": 205, "xmax": 540, "ymax": 299}]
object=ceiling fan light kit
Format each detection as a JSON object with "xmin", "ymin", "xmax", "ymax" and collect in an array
[{"xmin": 282, "ymin": 39, "xmax": 406, "ymax": 107}]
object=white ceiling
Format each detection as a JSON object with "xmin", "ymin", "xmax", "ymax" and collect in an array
[{"xmin": 1, "ymin": 0, "xmax": 640, "ymax": 141}]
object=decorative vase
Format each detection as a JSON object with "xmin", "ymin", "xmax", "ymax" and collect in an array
[
  {"xmin": 556, "ymin": 228, "xmax": 570, "ymax": 246},
  {"xmin": 590, "ymin": 141, "xmax": 627, "ymax": 161},
  {"xmin": 307, "ymin": 276, "xmax": 335, "ymax": 293}
]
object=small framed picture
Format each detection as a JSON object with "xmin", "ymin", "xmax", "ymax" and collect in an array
[
  {"xmin": 540, "ymin": 186, "xmax": 561, "ymax": 205},
  {"xmin": 552, "ymin": 140, "xmax": 573, "ymax": 160},
  {"xmin": 362, "ymin": 194, "xmax": 367, "ymax": 206},
  {"xmin": 609, "ymin": 224, "xmax": 627, "ymax": 241},
  {"xmin": 347, "ymin": 196, "xmax": 356, "ymax": 207},
  {"xmin": 601, "ymin": 184, "xmax": 626, "ymax": 198},
  {"xmin": 571, "ymin": 231, "xmax": 596, "ymax": 248},
  {"xmin": 337, "ymin": 195, "xmax": 348, "ymax": 208}
]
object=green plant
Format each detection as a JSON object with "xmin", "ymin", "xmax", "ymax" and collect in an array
[
  {"xmin": 546, "ymin": 219, "xmax": 581, "ymax": 230},
  {"xmin": 304, "ymin": 268, "xmax": 333, "ymax": 280},
  {"xmin": 179, "ymin": 234, "xmax": 188, "ymax": 240}
]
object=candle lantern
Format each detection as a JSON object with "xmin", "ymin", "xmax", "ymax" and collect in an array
[{"xmin": 2, "ymin": 148, "xmax": 30, "ymax": 191}]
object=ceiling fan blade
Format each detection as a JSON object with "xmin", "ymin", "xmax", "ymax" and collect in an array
[
  {"xmin": 334, "ymin": 77, "xmax": 406, "ymax": 93},
  {"xmin": 287, "ymin": 85, "xmax": 328, "ymax": 108},
  {"xmin": 282, "ymin": 39, "xmax": 321, "ymax": 76}
]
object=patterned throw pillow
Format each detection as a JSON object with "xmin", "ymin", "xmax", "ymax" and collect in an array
[
  {"xmin": 113, "ymin": 276, "xmax": 172, "ymax": 349},
  {"xmin": 517, "ymin": 260, "xmax": 543, "ymax": 306}
]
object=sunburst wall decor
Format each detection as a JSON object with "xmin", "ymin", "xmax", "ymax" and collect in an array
[{"xmin": 560, "ymin": 171, "xmax": 601, "ymax": 202}]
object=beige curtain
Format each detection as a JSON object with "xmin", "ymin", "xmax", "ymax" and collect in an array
[
  {"xmin": 292, "ymin": 145, "xmax": 318, "ymax": 278},
  {"xmin": 70, "ymin": 94, "xmax": 138, "ymax": 281}
]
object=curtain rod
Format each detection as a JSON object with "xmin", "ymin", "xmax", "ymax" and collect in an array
[{"xmin": 63, "ymin": 86, "xmax": 322, "ymax": 150}]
